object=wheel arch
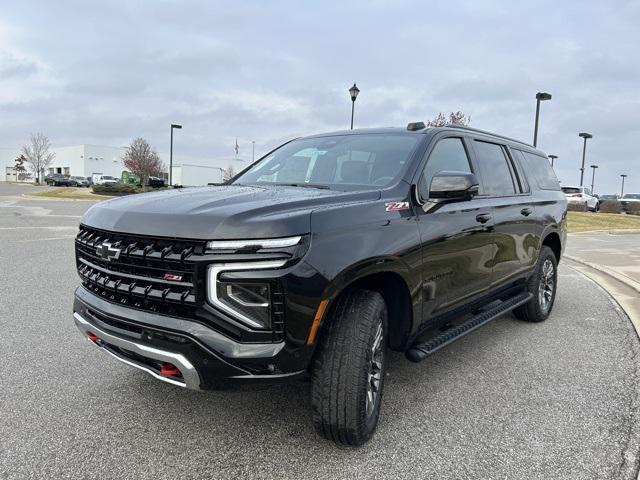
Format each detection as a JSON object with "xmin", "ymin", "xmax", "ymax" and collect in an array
[
  {"xmin": 541, "ymin": 230, "xmax": 562, "ymax": 262},
  {"xmin": 318, "ymin": 263, "xmax": 416, "ymax": 351}
]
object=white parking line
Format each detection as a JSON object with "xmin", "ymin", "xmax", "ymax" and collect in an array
[
  {"xmin": 0, "ymin": 226, "xmax": 79, "ymax": 230},
  {"xmin": 8, "ymin": 236, "xmax": 77, "ymax": 243}
]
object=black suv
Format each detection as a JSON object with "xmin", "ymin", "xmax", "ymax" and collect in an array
[
  {"xmin": 73, "ymin": 124, "xmax": 567, "ymax": 445},
  {"xmin": 46, "ymin": 173, "xmax": 75, "ymax": 186}
]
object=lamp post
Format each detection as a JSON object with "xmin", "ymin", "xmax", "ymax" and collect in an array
[
  {"xmin": 533, "ymin": 92, "xmax": 552, "ymax": 147},
  {"xmin": 578, "ymin": 132, "xmax": 593, "ymax": 186},
  {"xmin": 621, "ymin": 174, "xmax": 628, "ymax": 196},
  {"xmin": 349, "ymin": 83, "xmax": 360, "ymax": 130},
  {"xmin": 590, "ymin": 165, "xmax": 598, "ymax": 194},
  {"xmin": 252, "ymin": 141, "xmax": 255, "ymax": 162},
  {"xmin": 169, "ymin": 123, "xmax": 182, "ymax": 185},
  {"xmin": 548, "ymin": 154, "xmax": 558, "ymax": 168}
]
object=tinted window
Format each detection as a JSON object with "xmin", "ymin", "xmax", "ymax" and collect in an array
[
  {"xmin": 473, "ymin": 140, "xmax": 516, "ymax": 195},
  {"xmin": 508, "ymin": 149, "xmax": 530, "ymax": 193},
  {"xmin": 420, "ymin": 137, "xmax": 472, "ymax": 194},
  {"xmin": 233, "ymin": 134, "xmax": 420, "ymax": 190},
  {"xmin": 562, "ymin": 187, "xmax": 581, "ymax": 194},
  {"xmin": 519, "ymin": 151, "xmax": 561, "ymax": 191}
]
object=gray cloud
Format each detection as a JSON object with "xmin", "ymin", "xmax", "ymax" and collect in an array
[{"xmin": 0, "ymin": 0, "xmax": 639, "ymax": 193}]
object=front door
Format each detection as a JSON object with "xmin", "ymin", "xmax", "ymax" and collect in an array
[{"xmin": 416, "ymin": 136, "xmax": 496, "ymax": 323}]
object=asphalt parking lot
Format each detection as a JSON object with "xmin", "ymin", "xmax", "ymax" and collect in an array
[{"xmin": 1, "ymin": 184, "xmax": 639, "ymax": 479}]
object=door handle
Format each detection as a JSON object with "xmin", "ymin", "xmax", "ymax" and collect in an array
[
  {"xmin": 521, "ymin": 207, "xmax": 533, "ymax": 217},
  {"xmin": 475, "ymin": 213, "xmax": 492, "ymax": 224}
]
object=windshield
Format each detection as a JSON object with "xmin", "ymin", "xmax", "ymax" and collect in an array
[
  {"xmin": 622, "ymin": 193, "xmax": 640, "ymax": 199},
  {"xmin": 600, "ymin": 195, "xmax": 617, "ymax": 199},
  {"xmin": 232, "ymin": 134, "xmax": 420, "ymax": 190},
  {"xmin": 562, "ymin": 187, "xmax": 581, "ymax": 194}
]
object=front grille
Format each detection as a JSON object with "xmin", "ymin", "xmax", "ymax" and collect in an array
[
  {"xmin": 75, "ymin": 225, "xmax": 206, "ymax": 316},
  {"xmin": 75, "ymin": 225, "xmax": 287, "ymax": 343}
]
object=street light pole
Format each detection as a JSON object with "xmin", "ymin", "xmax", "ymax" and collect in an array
[
  {"xmin": 349, "ymin": 83, "xmax": 360, "ymax": 130},
  {"xmin": 578, "ymin": 132, "xmax": 593, "ymax": 186},
  {"xmin": 169, "ymin": 123, "xmax": 182, "ymax": 185},
  {"xmin": 548, "ymin": 154, "xmax": 558, "ymax": 168},
  {"xmin": 252, "ymin": 141, "xmax": 255, "ymax": 162},
  {"xmin": 533, "ymin": 92, "xmax": 552, "ymax": 147},
  {"xmin": 590, "ymin": 165, "xmax": 598, "ymax": 193},
  {"xmin": 621, "ymin": 174, "xmax": 628, "ymax": 196}
]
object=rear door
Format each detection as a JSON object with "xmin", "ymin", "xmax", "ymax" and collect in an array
[{"xmin": 470, "ymin": 139, "xmax": 534, "ymax": 288}]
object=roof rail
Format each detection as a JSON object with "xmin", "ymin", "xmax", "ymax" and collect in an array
[{"xmin": 440, "ymin": 125, "xmax": 534, "ymax": 148}]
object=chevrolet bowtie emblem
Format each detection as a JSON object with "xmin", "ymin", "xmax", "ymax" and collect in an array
[{"xmin": 96, "ymin": 241, "xmax": 121, "ymax": 261}]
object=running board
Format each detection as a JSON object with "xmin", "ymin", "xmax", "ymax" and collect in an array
[{"xmin": 405, "ymin": 292, "xmax": 533, "ymax": 363}]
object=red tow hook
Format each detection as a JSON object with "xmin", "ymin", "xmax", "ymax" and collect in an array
[
  {"xmin": 87, "ymin": 332, "xmax": 100, "ymax": 343},
  {"xmin": 160, "ymin": 363, "xmax": 181, "ymax": 377}
]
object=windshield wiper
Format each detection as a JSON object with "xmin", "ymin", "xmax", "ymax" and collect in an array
[{"xmin": 284, "ymin": 183, "xmax": 331, "ymax": 190}]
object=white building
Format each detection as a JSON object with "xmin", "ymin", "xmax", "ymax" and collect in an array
[
  {"xmin": 1, "ymin": 144, "xmax": 126, "ymax": 182},
  {"xmin": 1, "ymin": 144, "xmax": 250, "ymax": 185}
]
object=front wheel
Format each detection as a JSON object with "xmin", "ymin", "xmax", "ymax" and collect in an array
[
  {"xmin": 311, "ymin": 289, "xmax": 387, "ymax": 446},
  {"xmin": 514, "ymin": 246, "xmax": 558, "ymax": 322}
]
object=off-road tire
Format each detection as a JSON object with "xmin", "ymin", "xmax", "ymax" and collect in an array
[
  {"xmin": 311, "ymin": 289, "xmax": 387, "ymax": 446},
  {"xmin": 513, "ymin": 246, "xmax": 558, "ymax": 322}
]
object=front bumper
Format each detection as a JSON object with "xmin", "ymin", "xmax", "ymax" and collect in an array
[
  {"xmin": 73, "ymin": 286, "xmax": 307, "ymax": 389},
  {"xmin": 74, "ymin": 311, "xmax": 202, "ymax": 389}
]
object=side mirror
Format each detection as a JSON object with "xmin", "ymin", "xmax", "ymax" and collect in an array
[{"xmin": 429, "ymin": 171, "xmax": 479, "ymax": 202}]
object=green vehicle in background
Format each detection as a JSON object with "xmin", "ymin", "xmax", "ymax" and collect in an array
[
  {"xmin": 121, "ymin": 171, "xmax": 141, "ymax": 186},
  {"xmin": 121, "ymin": 171, "xmax": 166, "ymax": 188}
]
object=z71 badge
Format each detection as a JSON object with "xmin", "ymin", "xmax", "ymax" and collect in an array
[{"xmin": 385, "ymin": 201, "xmax": 410, "ymax": 212}]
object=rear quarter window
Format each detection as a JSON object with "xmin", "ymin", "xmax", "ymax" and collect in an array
[{"xmin": 517, "ymin": 150, "xmax": 561, "ymax": 191}]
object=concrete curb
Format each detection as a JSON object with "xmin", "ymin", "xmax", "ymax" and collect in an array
[
  {"xmin": 564, "ymin": 255, "xmax": 640, "ymax": 295},
  {"xmin": 20, "ymin": 193, "xmax": 103, "ymax": 202},
  {"xmin": 569, "ymin": 229, "xmax": 640, "ymax": 236}
]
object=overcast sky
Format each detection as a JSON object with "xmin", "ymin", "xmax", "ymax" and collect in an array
[{"xmin": 1, "ymin": 0, "xmax": 639, "ymax": 193}]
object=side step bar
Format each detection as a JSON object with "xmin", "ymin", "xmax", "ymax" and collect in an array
[{"xmin": 405, "ymin": 292, "xmax": 533, "ymax": 363}]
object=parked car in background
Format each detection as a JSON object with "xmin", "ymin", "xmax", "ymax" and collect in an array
[
  {"xmin": 562, "ymin": 185, "xmax": 599, "ymax": 211},
  {"xmin": 45, "ymin": 173, "xmax": 75, "ymax": 186},
  {"xmin": 621, "ymin": 193, "xmax": 640, "ymax": 213},
  {"xmin": 598, "ymin": 194, "xmax": 619, "ymax": 206},
  {"xmin": 93, "ymin": 175, "xmax": 120, "ymax": 185},
  {"xmin": 147, "ymin": 176, "xmax": 165, "ymax": 188},
  {"xmin": 70, "ymin": 176, "xmax": 89, "ymax": 187}
]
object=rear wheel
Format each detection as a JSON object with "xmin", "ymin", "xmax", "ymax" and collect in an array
[
  {"xmin": 514, "ymin": 246, "xmax": 558, "ymax": 322},
  {"xmin": 311, "ymin": 289, "xmax": 387, "ymax": 446}
]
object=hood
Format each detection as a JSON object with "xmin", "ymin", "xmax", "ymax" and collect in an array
[{"xmin": 81, "ymin": 185, "xmax": 380, "ymax": 239}]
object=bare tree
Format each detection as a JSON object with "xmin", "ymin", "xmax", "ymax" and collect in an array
[
  {"xmin": 21, "ymin": 133, "xmax": 55, "ymax": 184},
  {"xmin": 122, "ymin": 138, "xmax": 164, "ymax": 188},
  {"xmin": 222, "ymin": 164, "xmax": 236, "ymax": 181},
  {"xmin": 426, "ymin": 111, "xmax": 471, "ymax": 127}
]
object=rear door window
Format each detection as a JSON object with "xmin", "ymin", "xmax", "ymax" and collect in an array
[{"xmin": 472, "ymin": 140, "xmax": 516, "ymax": 196}]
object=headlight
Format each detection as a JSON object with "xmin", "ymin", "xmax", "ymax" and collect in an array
[
  {"xmin": 206, "ymin": 236, "xmax": 301, "ymax": 251},
  {"xmin": 207, "ymin": 260, "xmax": 286, "ymax": 329}
]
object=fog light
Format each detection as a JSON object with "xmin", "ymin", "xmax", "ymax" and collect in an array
[{"xmin": 217, "ymin": 282, "xmax": 271, "ymax": 329}]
